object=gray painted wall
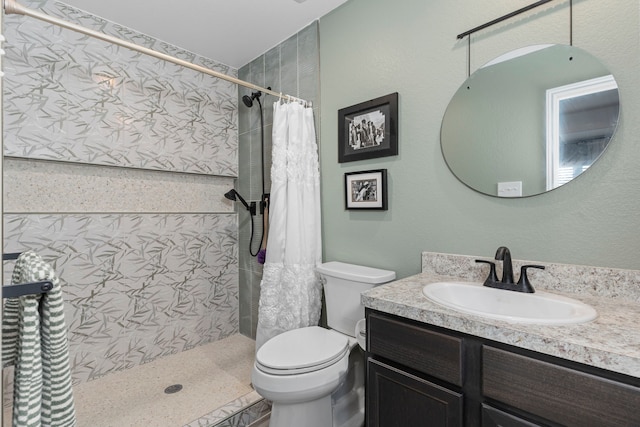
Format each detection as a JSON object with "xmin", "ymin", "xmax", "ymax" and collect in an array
[{"xmin": 319, "ymin": 0, "xmax": 640, "ymax": 279}]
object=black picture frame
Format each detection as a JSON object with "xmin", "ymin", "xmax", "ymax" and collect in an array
[
  {"xmin": 338, "ymin": 92, "xmax": 398, "ymax": 163},
  {"xmin": 344, "ymin": 169, "xmax": 388, "ymax": 210}
]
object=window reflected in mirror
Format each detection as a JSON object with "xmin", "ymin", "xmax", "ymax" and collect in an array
[{"xmin": 546, "ymin": 75, "xmax": 619, "ymax": 190}]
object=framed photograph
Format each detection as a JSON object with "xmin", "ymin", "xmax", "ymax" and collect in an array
[
  {"xmin": 338, "ymin": 92, "xmax": 398, "ymax": 163},
  {"xmin": 345, "ymin": 169, "xmax": 388, "ymax": 210}
]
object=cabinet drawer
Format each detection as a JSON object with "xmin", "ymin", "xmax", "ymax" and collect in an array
[
  {"xmin": 483, "ymin": 346, "xmax": 640, "ymax": 426},
  {"xmin": 482, "ymin": 404, "xmax": 542, "ymax": 427},
  {"xmin": 368, "ymin": 312, "xmax": 462, "ymax": 386}
]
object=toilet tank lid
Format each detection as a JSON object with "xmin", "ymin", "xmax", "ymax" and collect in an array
[{"xmin": 317, "ymin": 261, "xmax": 396, "ymax": 284}]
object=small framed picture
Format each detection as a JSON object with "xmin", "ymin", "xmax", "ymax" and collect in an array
[
  {"xmin": 345, "ymin": 169, "xmax": 388, "ymax": 210},
  {"xmin": 338, "ymin": 93, "xmax": 398, "ymax": 163}
]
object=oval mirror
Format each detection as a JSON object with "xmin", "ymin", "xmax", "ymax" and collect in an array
[{"xmin": 441, "ymin": 44, "xmax": 620, "ymax": 198}]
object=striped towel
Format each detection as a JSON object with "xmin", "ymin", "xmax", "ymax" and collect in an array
[{"xmin": 2, "ymin": 251, "xmax": 76, "ymax": 427}]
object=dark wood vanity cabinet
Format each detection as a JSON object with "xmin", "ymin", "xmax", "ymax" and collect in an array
[
  {"xmin": 366, "ymin": 311, "xmax": 466, "ymax": 427},
  {"xmin": 365, "ymin": 310, "xmax": 640, "ymax": 427},
  {"xmin": 366, "ymin": 312, "xmax": 464, "ymax": 426}
]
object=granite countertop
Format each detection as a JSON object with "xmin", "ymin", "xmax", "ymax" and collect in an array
[{"xmin": 362, "ymin": 271, "xmax": 640, "ymax": 379}]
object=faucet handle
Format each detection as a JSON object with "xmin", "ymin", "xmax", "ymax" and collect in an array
[
  {"xmin": 475, "ymin": 259, "xmax": 498, "ymax": 287},
  {"xmin": 517, "ymin": 265, "xmax": 545, "ymax": 293}
]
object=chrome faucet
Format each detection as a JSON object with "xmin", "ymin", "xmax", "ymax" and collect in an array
[{"xmin": 475, "ymin": 246, "xmax": 545, "ymax": 293}]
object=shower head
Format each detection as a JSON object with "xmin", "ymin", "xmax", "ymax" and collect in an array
[
  {"xmin": 242, "ymin": 91, "xmax": 262, "ymax": 108},
  {"xmin": 224, "ymin": 189, "xmax": 251, "ymax": 211}
]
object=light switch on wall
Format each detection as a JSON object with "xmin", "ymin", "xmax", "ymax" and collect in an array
[{"xmin": 497, "ymin": 181, "xmax": 522, "ymax": 197}]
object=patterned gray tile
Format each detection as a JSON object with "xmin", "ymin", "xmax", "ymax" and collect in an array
[
  {"xmin": 4, "ymin": 0, "xmax": 238, "ymax": 177},
  {"xmin": 3, "ymin": 213, "xmax": 238, "ymax": 385}
]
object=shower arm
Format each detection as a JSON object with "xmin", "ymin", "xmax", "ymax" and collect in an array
[{"xmin": 2, "ymin": 0, "xmax": 310, "ymax": 106}]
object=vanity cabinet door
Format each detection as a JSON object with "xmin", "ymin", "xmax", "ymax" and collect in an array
[{"xmin": 367, "ymin": 358, "xmax": 463, "ymax": 427}]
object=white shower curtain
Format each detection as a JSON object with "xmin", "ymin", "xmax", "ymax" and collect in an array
[{"xmin": 255, "ymin": 101, "xmax": 322, "ymax": 350}]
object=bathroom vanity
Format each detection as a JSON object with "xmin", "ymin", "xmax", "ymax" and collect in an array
[{"xmin": 362, "ymin": 253, "xmax": 640, "ymax": 427}]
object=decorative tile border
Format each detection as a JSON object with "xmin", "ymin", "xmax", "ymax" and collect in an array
[{"xmin": 3, "ymin": 158, "xmax": 235, "ymax": 213}]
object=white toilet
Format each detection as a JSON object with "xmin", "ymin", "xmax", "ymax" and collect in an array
[{"xmin": 251, "ymin": 261, "xmax": 395, "ymax": 427}]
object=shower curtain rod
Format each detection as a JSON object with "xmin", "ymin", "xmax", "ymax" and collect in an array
[{"xmin": 3, "ymin": 0, "xmax": 310, "ymax": 106}]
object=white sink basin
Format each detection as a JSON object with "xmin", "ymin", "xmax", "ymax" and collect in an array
[{"xmin": 422, "ymin": 282, "xmax": 597, "ymax": 325}]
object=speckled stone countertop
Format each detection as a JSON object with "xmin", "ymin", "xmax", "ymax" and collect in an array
[{"xmin": 361, "ymin": 252, "xmax": 640, "ymax": 378}]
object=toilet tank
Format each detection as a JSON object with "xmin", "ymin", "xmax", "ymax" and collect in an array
[{"xmin": 317, "ymin": 261, "xmax": 395, "ymax": 337}]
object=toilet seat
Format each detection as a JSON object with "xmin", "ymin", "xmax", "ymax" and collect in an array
[{"xmin": 256, "ymin": 326, "xmax": 350, "ymax": 375}]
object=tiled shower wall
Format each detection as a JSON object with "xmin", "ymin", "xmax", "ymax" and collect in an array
[
  {"xmin": 3, "ymin": 0, "xmax": 239, "ymax": 385},
  {"xmin": 237, "ymin": 22, "xmax": 320, "ymax": 338}
]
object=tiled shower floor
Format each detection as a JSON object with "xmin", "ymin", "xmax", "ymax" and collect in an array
[{"xmin": 3, "ymin": 334, "xmax": 261, "ymax": 427}]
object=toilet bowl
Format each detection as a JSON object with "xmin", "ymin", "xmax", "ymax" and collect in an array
[
  {"xmin": 251, "ymin": 261, "xmax": 395, "ymax": 427},
  {"xmin": 252, "ymin": 326, "xmax": 353, "ymax": 426}
]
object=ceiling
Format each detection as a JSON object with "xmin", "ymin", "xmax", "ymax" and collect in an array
[{"xmin": 61, "ymin": 0, "xmax": 349, "ymax": 69}]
